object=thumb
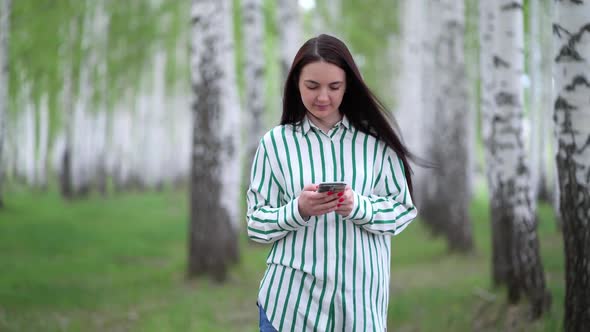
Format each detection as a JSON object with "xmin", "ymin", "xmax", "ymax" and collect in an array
[{"xmin": 302, "ymin": 183, "xmax": 319, "ymax": 192}]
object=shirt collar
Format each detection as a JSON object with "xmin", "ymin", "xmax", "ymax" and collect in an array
[{"xmin": 300, "ymin": 114, "xmax": 350, "ymax": 136}]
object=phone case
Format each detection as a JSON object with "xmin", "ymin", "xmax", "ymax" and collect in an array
[{"xmin": 317, "ymin": 182, "xmax": 347, "ymax": 193}]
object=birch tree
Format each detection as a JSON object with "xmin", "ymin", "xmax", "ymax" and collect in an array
[
  {"xmin": 419, "ymin": 0, "xmax": 474, "ymax": 252},
  {"xmin": 553, "ymin": 1, "xmax": 590, "ymax": 330},
  {"xmin": 0, "ymin": 0, "xmax": 10, "ymax": 207},
  {"xmin": 59, "ymin": 20, "xmax": 76, "ymax": 199},
  {"xmin": 529, "ymin": 0, "xmax": 543, "ymax": 201},
  {"xmin": 277, "ymin": 0, "xmax": 302, "ymax": 81},
  {"xmin": 35, "ymin": 95, "xmax": 49, "ymax": 189},
  {"xmin": 188, "ymin": 0, "xmax": 240, "ymax": 281},
  {"xmin": 396, "ymin": 0, "xmax": 426, "ymax": 205},
  {"xmin": 242, "ymin": 0, "xmax": 266, "ymax": 185},
  {"xmin": 479, "ymin": 0, "xmax": 511, "ymax": 287},
  {"xmin": 529, "ymin": 0, "xmax": 555, "ymax": 203},
  {"xmin": 397, "ymin": 0, "xmax": 425, "ymax": 156},
  {"xmin": 485, "ymin": 0, "xmax": 550, "ymax": 317}
]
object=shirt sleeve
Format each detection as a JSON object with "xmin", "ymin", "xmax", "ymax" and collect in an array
[
  {"xmin": 343, "ymin": 147, "xmax": 417, "ymax": 236},
  {"xmin": 246, "ymin": 139, "xmax": 309, "ymax": 244}
]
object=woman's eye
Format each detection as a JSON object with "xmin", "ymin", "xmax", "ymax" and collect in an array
[
  {"xmin": 306, "ymin": 86, "xmax": 318, "ymax": 90},
  {"xmin": 330, "ymin": 86, "xmax": 341, "ymax": 91}
]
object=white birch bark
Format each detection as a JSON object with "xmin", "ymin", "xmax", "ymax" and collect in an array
[
  {"xmin": 23, "ymin": 98, "xmax": 36, "ymax": 186},
  {"xmin": 277, "ymin": 0, "xmax": 302, "ymax": 81},
  {"xmin": 420, "ymin": 0, "xmax": 474, "ymax": 251},
  {"xmin": 541, "ymin": 0, "xmax": 557, "ymax": 203},
  {"xmin": 13, "ymin": 81, "xmax": 36, "ymax": 186},
  {"xmin": 396, "ymin": 0, "xmax": 425, "ymax": 175},
  {"xmin": 396, "ymin": 0, "xmax": 428, "ymax": 210},
  {"xmin": 242, "ymin": 0, "xmax": 266, "ymax": 184},
  {"xmin": 70, "ymin": 1, "xmax": 99, "ymax": 196},
  {"xmin": 150, "ymin": 50, "xmax": 167, "ymax": 189},
  {"xmin": 36, "ymin": 94, "xmax": 49, "ymax": 189},
  {"xmin": 479, "ymin": 0, "xmax": 512, "ymax": 287},
  {"xmin": 529, "ymin": 0, "xmax": 543, "ymax": 200},
  {"xmin": 69, "ymin": 0, "xmax": 109, "ymax": 196},
  {"xmin": 111, "ymin": 103, "xmax": 134, "ymax": 190},
  {"xmin": 487, "ymin": 0, "xmax": 549, "ymax": 316},
  {"xmin": 529, "ymin": 0, "xmax": 554, "ymax": 203},
  {"xmin": 553, "ymin": 1, "xmax": 590, "ymax": 330},
  {"xmin": 465, "ymin": 0, "xmax": 478, "ymax": 197},
  {"xmin": 95, "ymin": 1, "xmax": 109, "ymax": 195},
  {"xmin": 188, "ymin": 0, "xmax": 240, "ymax": 280},
  {"xmin": 419, "ymin": 2, "xmax": 437, "ymax": 213},
  {"xmin": 59, "ymin": 19, "xmax": 77, "ymax": 198},
  {"xmin": 0, "ymin": 0, "xmax": 10, "ymax": 206}
]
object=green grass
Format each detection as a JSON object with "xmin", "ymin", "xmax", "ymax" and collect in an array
[{"xmin": 0, "ymin": 187, "xmax": 564, "ymax": 331}]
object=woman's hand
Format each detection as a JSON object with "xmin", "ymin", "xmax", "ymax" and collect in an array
[
  {"xmin": 298, "ymin": 184, "xmax": 340, "ymax": 218},
  {"xmin": 334, "ymin": 186, "xmax": 354, "ymax": 217}
]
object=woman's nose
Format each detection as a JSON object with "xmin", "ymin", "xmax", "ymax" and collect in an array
[{"xmin": 317, "ymin": 89, "xmax": 329, "ymax": 102}]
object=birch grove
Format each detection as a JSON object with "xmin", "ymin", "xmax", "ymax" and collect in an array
[
  {"xmin": 553, "ymin": 1, "xmax": 590, "ymax": 330},
  {"xmin": 188, "ymin": 0, "xmax": 241, "ymax": 281}
]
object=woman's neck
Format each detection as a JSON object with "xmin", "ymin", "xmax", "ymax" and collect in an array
[{"xmin": 307, "ymin": 112, "xmax": 343, "ymax": 134}]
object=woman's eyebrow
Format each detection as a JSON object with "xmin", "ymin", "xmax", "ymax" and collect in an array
[{"xmin": 303, "ymin": 80, "xmax": 343, "ymax": 84}]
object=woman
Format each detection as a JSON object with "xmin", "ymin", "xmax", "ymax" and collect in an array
[{"xmin": 246, "ymin": 34, "xmax": 417, "ymax": 332}]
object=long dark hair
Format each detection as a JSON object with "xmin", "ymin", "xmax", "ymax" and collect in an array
[{"xmin": 281, "ymin": 34, "xmax": 416, "ymax": 198}]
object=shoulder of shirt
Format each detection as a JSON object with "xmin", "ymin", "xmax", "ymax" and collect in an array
[{"xmin": 259, "ymin": 124, "xmax": 298, "ymax": 147}]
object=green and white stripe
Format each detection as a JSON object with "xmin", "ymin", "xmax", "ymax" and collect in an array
[{"xmin": 246, "ymin": 115, "xmax": 417, "ymax": 331}]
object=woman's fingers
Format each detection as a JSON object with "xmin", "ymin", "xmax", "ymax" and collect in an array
[{"xmin": 299, "ymin": 184, "xmax": 354, "ymax": 217}]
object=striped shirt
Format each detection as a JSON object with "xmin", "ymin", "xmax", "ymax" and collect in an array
[{"xmin": 246, "ymin": 115, "xmax": 417, "ymax": 331}]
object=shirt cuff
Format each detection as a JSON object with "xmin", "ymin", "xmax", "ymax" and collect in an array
[
  {"xmin": 278, "ymin": 196, "xmax": 310, "ymax": 229},
  {"xmin": 343, "ymin": 191, "xmax": 374, "ymax": 224}
]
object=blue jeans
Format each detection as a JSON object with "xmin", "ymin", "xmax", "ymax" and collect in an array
[{"xmin": 258, "ymin": 303, "xmax": 278, "ymax": 332}]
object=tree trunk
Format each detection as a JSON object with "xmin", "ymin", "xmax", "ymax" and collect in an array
[
  {"xmin": 538, "ymin": 0, "xmax": 557, "ymax": 205},
  {"xmin": 188, "ymin": 0, "xmax": 240, "ymax": 282},
  {"xmin": 419, "ymin": 1, "xmax": 437, "ymax": 224},
  {"xmin": 0, "ymin": 0, "xmax": 10, "ymax": 208},
  {"xmin": 59, "ymin": 19, "xmax": 76, "ymax": 199},
  {"xmin": 488, "ymin": 0, "xmax": 550, "ymax": 318},
  {"xmin": 529, "ymin": 0, "xmax": 543, "ymax": 201},
  {"xmin": 242, "ymin": 0, "xmax": 266, "ymax": 190},
  {"xmin": 396, "ymin": 0, "xmax": 425, "ymax": 167},
  {"xmin": 420, "ymin": 0, "xmax": 474, "ymax": 252},
  {"xmin": 553, "ymin": 1, "xmax": 590, "ymax": 330},
  {"xmin": 530, "ymin": 0, "xmax": 555, "ymax": 205},
  {"xmin": 479, "ymin": 0, "xmax": 510, "ymax": 287},
  {"xmin": 276, "ymin": 0, "xmax": 302, "ymax": 82},
  {"xmin": 397, "ymin": 0, "xmax": 429, "ymax": 220},
  {"xmin": 36, "ymin": 95, "xmax": 49, "ymax": 190}
]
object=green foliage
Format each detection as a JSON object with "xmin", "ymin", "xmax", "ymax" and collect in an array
[
  {"xmin": 338, "ymin": 0, "xmax": 400, "ymax": 106},
  {"xmin": 0, "ymin": 186, "xmax": 564, "ymax": 331},
  {"xmin": 8, "ymin": 0, "xmax": 188, "ymax": 124}
]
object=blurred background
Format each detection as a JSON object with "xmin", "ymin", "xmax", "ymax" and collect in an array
[{"xmin": 0, "ymin": 0, "xmax": 576, "ymax": 331}]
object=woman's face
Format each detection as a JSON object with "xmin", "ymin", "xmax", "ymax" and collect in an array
[{"xmin": 298, "ymin": 61, "xmax": 346, "ymax": 124}]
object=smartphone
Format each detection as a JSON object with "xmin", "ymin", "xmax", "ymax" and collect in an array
[{"xmin": 317, "ymin": 182, "xmax": 347, "ymax": 193}]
